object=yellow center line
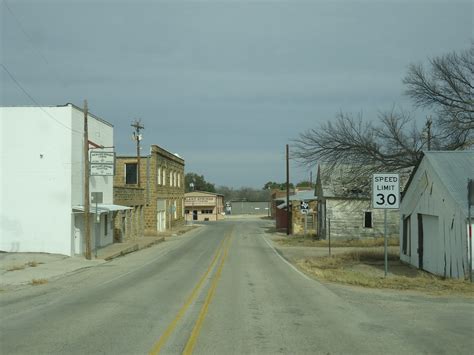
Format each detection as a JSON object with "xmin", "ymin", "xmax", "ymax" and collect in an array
[
  {"xmin": 149, "ymin": 236, "xmax": 227, "ymax": 355},
  {"xmin": 182, "ymin": 229, "xmax": 234, "ymax": 355}
]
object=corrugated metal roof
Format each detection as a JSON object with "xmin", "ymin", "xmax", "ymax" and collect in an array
[
  {"xmin": 289, "ymin": 190, "xmax": 317, "ymax": 201},
  {"xmin": 276, "ymin": 191, "xmax": 317, "ymax": 208},
  {"xmin": 424, "ymin": 151, "xmax": 474, "ymax": 217}
]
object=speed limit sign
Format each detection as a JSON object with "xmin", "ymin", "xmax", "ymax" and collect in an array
[{"xmin": 372, "ymin": 173, "xmax": 400, "ymax": 209}]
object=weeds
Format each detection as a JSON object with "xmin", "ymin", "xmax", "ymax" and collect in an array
[
  {"xmin": 27, "ymin": 261, "xmax": 42, "ymax": 267},
  {"xmin": 276, "ymin": 236, "xmax": 399, "ymax": 248},
  {"xmin": 6, "ymin": 261, "xmax": 44, "ymax": 272},
  {"xmin": 6, "ymin": 264, "xmax": 26, "ymax": 271},
  {"xmin": 31, "ymin": 279, "xmax": 48, "ymax": 286},
  {"xmin": 297, "ymin": 251, "xmax": 474, "ymax": 296}
]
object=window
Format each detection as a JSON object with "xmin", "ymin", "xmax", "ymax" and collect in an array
[
  {"xmin": 169, "ymin": 171, "xmax": 172, "ymax": 186},
  {"xmin": 202, "ymin": 210, "xmax": 213, "ymax": 214},
  {"xmin": 157, "ymin": 167, "xmax": 161, "ymax": 185},
  {"xmin": 163, "ymin": 169, "xmax": 166, "ymax": 186},
  {"xmin": 125, "ymin": 163, "xmax": 137, "ymax": 184},
  {"xmin": 174, "ymin": 172, "xmax": 177, "ymax": 187},
  {"xmin": 174, "ymin": 200, "xmax": 177, "ymax": 219},
  {"xmin": 364, "ymin": 211, "xmax": 373, "ymax": 228}
]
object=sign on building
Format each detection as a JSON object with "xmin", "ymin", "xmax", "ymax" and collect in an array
[
  {"xmin": 90, "ymin": 151, "xmax": 115, "ymax": 164},
  {"xmin": 372, "ymin": 173, "xmax": 400, "ymax": 209},
  {"xmin": 90, "ymin": 164, "xmax": 114, "ymax": 176},
  {"xmin": 89, "ymin": 150, "xmax": 115, "ymax": 176}
]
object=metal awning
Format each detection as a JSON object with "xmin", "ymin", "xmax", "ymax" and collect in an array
[{"xmin": 72, "ymin": 204, "xmax": 133, "ymax": 214}]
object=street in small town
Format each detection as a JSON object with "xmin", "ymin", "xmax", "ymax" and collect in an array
[
  {"xmin": 1, "ymin": 217, "xmax": 472, "ymax": 355},
  {"xmin": 1, "ymin": 2, "xmax": 473, "ymax": 355}
]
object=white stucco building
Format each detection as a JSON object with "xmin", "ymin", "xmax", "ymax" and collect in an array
[
  {"xmin": 0, "ymin": 104, "xmax": 129, "ymax": 256},
  {"xmin": 400, "ymin": 151, "xmax": 474, "ymax": 279}
]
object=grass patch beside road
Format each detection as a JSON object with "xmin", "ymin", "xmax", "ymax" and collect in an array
[
  {"xmin": 31, "ymin": 278, "xmax": 48, "ymax": 286},
  {"xmin": 296, "ymin": 250, "xmax": 474, "ymax": 296},
  {"xmin": 6, "ymin": 261, "xmax": 43, "ymax": 272},
  {"xmin": 276, "ymin": 236, "xmax": 399, "ymax": 248}
]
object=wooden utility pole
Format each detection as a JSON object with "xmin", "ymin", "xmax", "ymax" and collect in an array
[
  {"xmin": 286, "ymin": 144, "xmax": 290, "ymax": 236},
  {"xmin": 83, "ymin": 100, "xmax": 91, "ymax": 260},
  {"xmin": 131, "ymin": 119, "xmax": 144, "ymax": 187},
  {"xmin": 426, "ymin": 116, "xmax": 432, "ymax": 151}
]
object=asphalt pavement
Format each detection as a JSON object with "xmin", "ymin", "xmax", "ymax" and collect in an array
[
  {"xmin": 0, "ymin": 225, "xmax": 196, "ymax": 289},
  {"xmin": 0, "ymin": 217, "xmax": 472, "ymax": 355}
]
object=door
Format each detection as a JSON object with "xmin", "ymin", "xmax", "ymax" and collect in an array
[
  {"xmin": 157, "ymin": 211, "xmax": 166, "ymax": 232},
  {"xmin": 73, "ymin": 215, "xmax": 83, "ymax": 255},
  {"xmin": 121, "ymin": 216, "xmax": 126, "ymax": 242},
  {"xmin": 417, "ymin": 214, "xmax": 423, "ymax": 270},
  {"xmin": 74, "ymin": 227, "xmax": 81, "ymax": 255},
  {"xmin": 193, "ymin": 210, "xmax": 198, "ymax": 221},
  {"xmin": 157, "ymin": 199, "xmax": 166, "ymax": 232},
  {"xmin": 421, "ymin": 214, "xmax": 440, "ymax": 275}
]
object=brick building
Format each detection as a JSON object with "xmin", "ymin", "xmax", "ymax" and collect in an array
[{"xmin": 115, "ymin": 145, "xmax": 185, "ymax": 235}]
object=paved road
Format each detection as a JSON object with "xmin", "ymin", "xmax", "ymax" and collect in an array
[{"xmin": 0, "ymin": 218, "xmax": 472, "ymax": 354}]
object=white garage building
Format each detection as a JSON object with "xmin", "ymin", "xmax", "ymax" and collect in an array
[{"xmin": 400, "ymin": 151, "xmax": 474, "ymax": 279}]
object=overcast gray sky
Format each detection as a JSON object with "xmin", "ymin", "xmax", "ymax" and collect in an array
[{"xmin": 1, "ymin": 0, "xmax": 472, "ymax": 188}]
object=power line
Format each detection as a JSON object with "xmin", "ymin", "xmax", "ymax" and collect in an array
[
  {"xmin": 1, "ymin": 63, "xmax": 82, "ymax": 134},
  {"xmin": 1, "ymin": 0, "xmax": 65, "ymax": 87}
]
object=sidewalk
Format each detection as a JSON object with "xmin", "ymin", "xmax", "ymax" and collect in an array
[{"xmin": 0, "ymin": 225, "xmax": 199, "ymax": 289}]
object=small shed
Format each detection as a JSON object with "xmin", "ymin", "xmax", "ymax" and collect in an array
[{"xmin": 400, "ymin": 151, "xmax": 474, "ymax": 279}]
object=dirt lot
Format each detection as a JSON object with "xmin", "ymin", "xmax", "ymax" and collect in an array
[{"xmin": 271, "ymin": 234, "xmax": 474, "ymax": 297}]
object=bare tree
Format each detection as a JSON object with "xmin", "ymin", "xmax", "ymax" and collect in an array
[
  {"xmin": 293, "ymin": 46, "xmax": 473, "ymax": 191},
  {"xmin": 403, "ymin": 45, "xmax": 473, "ymax": 148},
  {"xmin": 293, "ymin": 109, "xmax": 422, "ymax": 192}
]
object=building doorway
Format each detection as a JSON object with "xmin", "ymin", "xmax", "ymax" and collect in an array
[{"xmin": 193, "ymin": 210, "xmax": 198, "ymax": 221}]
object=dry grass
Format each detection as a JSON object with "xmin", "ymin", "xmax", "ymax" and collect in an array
[
  {"xmin": 31, "ymin": 278, "xmax": 48, "ymax": 286},
  {"xmin": 6, "ymin": 264, "xmax": 26, "ymax": 272},
  {"xmin": 276, "ymin": 236, "xmax": 399, "ymax": 248},
  {"xmin": 296, "ymin": 250, "xmax": 474, "ymax": 296},
  {"xmin": 27, "ymin": 261, "xmax": 42, "ymax": 267},
  {"xmin": 6, "ymin": 261, "xmax": 43, "ymax": 271}
]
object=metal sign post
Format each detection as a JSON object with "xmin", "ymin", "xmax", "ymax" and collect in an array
[
  {"xmin": 373, "ymin": 173, "xmax": 400, "ymax": 277},
  {"xmin": 300, "ymin": 201, "xmax": 309, "ymax": 238},
  {"xmin": 91, "ymin": 192, "xmax": 103, "ymax": 258},
  {"xmin": 304, "ymin": 213, "xmax": 308, "ymax": 237}
]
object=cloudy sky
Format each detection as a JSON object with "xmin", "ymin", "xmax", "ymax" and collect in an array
[{"xmin": 1, "ymin": 0, "xmax": 472, "ymax": 188}]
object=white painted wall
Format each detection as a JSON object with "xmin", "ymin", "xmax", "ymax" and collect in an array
[
  {"xmin": 0, "ymin": 106, "xmax": 73, "ymax": 255},
  {"xmin": 400, "ymin": 159, "xmax": 470, "ymax": 278},
  {"xmin": 70, "ymin": 108, "xmax": 114, "ymax": 206},
  {"xmin": 0, "ymin": 105, "xmax": 115, "ymax": 256}
]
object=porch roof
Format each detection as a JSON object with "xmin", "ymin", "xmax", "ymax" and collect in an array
[{"xmin": 72, "ymin": 204, "xmax": 133, "ymax": 214}]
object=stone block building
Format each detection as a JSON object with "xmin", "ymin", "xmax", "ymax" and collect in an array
[
  {"xmin": 113, "ymin": 186, "xmax": 145, "ymax": 242},
  {"xmin": 115, "ymin": 145, "xmax": 185, "ymax": 235},
  {"xmin": 290, "ymin": 192, "xmax": 317, "ymax": 235}
]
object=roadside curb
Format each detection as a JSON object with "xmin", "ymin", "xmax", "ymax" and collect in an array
[{"xmin": 103, "ymin": 237, "xmax": 166, "ymax": 261}]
